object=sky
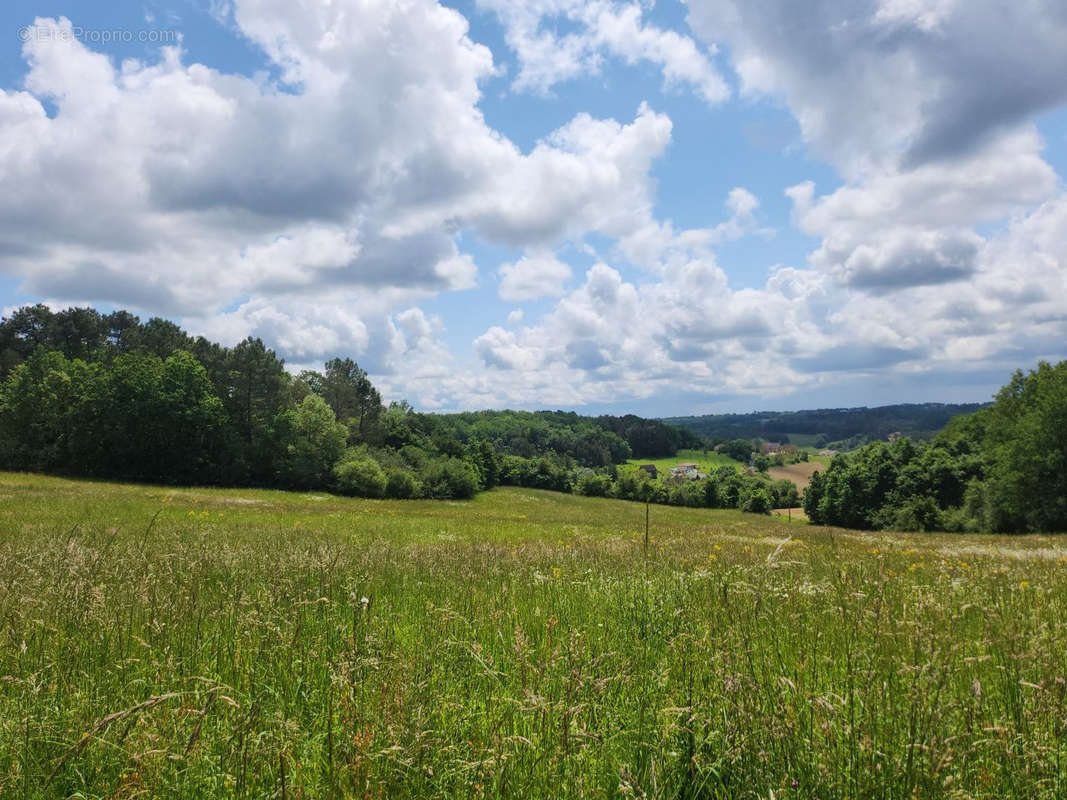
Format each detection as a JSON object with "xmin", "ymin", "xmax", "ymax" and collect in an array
[{"xmin": 1, "ymin": 0, "xmax": 1065, "ymax": 416}]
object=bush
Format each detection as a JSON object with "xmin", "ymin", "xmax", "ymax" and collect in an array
[
  {"xmin": 420, "ymin": 458, "xmax": 479, "ymax": 500},
  {"xmin": 740, "ymin": 486, "xmax": 772, "ymax": 514},
  {"xmin": 667, "ymin": 480, "xmax": 705, "ymax": 508},
  {"xmin": 575, "ymin": 471, "xmax": 613, "ymax": 497},
  {"xmin": 768, "ymin": 478, "xmax": 800, "ymax": 509},
  {"xmin": 873, "ymin": 495, "xmax": 943, "ymax": 532},
  {"xmin": 333, "ymin": 455, "xmax": 387, "ymax": 498},
  {"xmin": 499, "ymin": 454, "xmax": 573, "ymax": 493},
  {"xmin": 385, "ymin": 468, "xmax": 419, "ymax": 499},
  {"xmin": 614, "ymin": 469, "xmax": 658, "ymax": 501}
]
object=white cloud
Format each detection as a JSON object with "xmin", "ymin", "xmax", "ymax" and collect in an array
[
  {"xmin": 476, "ymin": 0, "xmax": 728, "ymax": 104},
  {"xmin": 498, "ymin": 251, "xmax": 572, "ymax": 301},
  {"xmin": 2, "ymin": 0, "xmax": 1065, "ymax": 412},
  {"xmin": 688, "ymin": 0, "xmax": 1067, "ymax": 175},
  {"xmin": 0, "ymin": 8, "xmax": 675, "ymax": 340}
]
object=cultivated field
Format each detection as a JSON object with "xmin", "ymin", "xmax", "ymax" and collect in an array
[
  {"xmin": 1, "ymin": 473, "xmax": 1066, "ymax": 798},
  {"xmin": 768, "ymin": 461, "xmax": 824, "ymax": 492}
]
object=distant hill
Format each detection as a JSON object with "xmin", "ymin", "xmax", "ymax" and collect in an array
[{"xmin": 663, "ymin": 403, "xmax": 987, "ymax": 447}]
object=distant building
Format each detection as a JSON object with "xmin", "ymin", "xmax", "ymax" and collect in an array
[
  {"xmin": 637, "ymin": 464, "xmax": 658, "ymax": 478},
  {"xmin": 669, "ymin": 463, "xmax": 705, "ymax": 480},
  {"xmin": 818, "ymin": 449, "xmax": 838, "ymax": 458},
  {"xmin": 888, "ymin": 431, "xmax": 903, "ymax": 442}
]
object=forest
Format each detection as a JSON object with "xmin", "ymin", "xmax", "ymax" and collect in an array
[
  {"xmin": 803, "ymin": 360, "xmax": 1067, "ymax": 533},
  {"xmin": 666, "ymin": 402, "xmax": 986, "ymax": 448}
]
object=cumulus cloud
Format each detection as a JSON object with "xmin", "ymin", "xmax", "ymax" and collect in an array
[
  {"xmin": 0, "ymin": 5, "xmax": 678, "ymax": 360},
  {"xmin": 498, "ymin": 251, "xmax": 573, "ymax": 301},
  {"xmin": 687, "ymin": 0, "xmax": 1067, "ymax": 175},
  {"xmin": 476, "ymin": 0, "xmax": 729, "ymax": 104}
]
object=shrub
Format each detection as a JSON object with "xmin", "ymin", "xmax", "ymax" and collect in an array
[
  {"xmin": 575, "ymin": 471, "xmax": 613, "ymax": 497},
  {"xmin": 740, "ymin": 486, "xmax": 772, "ymax": 514},
  {"xmin": 667, "ymin": 480, "xmax": 705, "ymax": 508},
  {"xmin": 420, "ymin": 458, "xmax": 479, "ymax": 500},
  {"xmin": 333, "ymin": 456, "xmax": 387, "ymax": 498},
  {"xmin": 385, "ymin": 468, "xmax": 419, "ymax": 499}
]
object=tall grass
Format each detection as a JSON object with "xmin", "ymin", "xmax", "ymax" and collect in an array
[{"xmin": 0, "ymin": 473, "xmax": 1064, "ymax": 797}]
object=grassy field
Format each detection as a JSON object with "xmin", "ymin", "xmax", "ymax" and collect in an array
[
  {"xmin": 625, "ymin": 448, "xmax": 741, "ymax": 474},
  {"xmin": 1, "ymin": 473, "xmax": 1066, "ymax": 798}
]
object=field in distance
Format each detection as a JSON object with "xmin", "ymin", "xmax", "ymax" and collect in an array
[
  {"xmin": 624, "ymin": 447, "xmax": 742, "ymax": 474},
  {"xmin": 1, "ymin": 473, "xmax": 1065, "ymax": 798}
]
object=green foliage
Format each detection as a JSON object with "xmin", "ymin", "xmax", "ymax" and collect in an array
[
  {"xmin": 420, "ymin": 457, "xmax": 480, "ymax": 500},
  {"xmin": 979, "ymin": 362, "xmax": 1067, "ymax": 532},
  {"xmin": 302, "ymin": 357, "xmax": 382, "ymax": 443},
  {"xmin": 467, "ymin": 439, "xmax": 500, "ymax": 489},
  {"xmin": 666, "ymin": 402, "xmax": 986, "ymax": 444},
  {"xmin": 6, "ymin": 303, "xmax": 1063, "ymax": 533},
  {"xmin": 277, "ymin": 395, "xmax": 348, "ymax": 489},
  {"xmin": 767, "ymin": 478, "xmax": 800, "ymax": 509},
  {"xmin": 720, "ymin": 438, "xmax": 754, "ymax": 462},
  {"xmin": 575, "ymin": 470, "xmax": 613, "ymax": 497},
  {"xmin": 221, "ymin": 337, "xmax": 289, "ymax": 483},
  {"xmin": 426, "ymin": 409, "xmax": 634, "ymax": 467},
  {"xmin": 498, "ymin": 454, "xmax": 574, "ymax": 493},
  {"xmin": 803, "ymin": 360, "xmax": 1067, "ymax": 532},
  {"xmin": 385, "ymin": 468, "xmax": 419, "ymax": 499},
  {"xmin": 595, "ymin": 413, "xmax": 700, "ymax": 458},
  {"xmin": 739, "ymin": 485, "xmax": 772, "ymax": 514},
  {"xmin": 333, "ymin": 452, "xmax": 387, "ymax": 498},
  {"xmin": 666, "ymin": 479, "xmax": 705, "ymax": 508},
  {"xmin": 0, "ymin": 349, "xmax": 225, "ymax": 483}
]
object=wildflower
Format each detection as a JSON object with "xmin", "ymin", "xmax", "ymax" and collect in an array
[
  {"xmin": 360, "ymin": 596, "xmax": 370, "ymax": 609},
  {"xmin": 1019, "ymin": 580, "xmax": 1030, "ymax": 589}
]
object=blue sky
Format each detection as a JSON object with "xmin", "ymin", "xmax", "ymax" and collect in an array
[{"xmin": 1, "ymin": 0, "xmax": 1065, "ymax": 414}]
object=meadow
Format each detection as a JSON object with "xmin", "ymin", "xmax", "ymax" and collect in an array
[
  {"xmin": 1, "ymin": 473, "xmax": 1065, "ymax": 798},
  {"xmin": 624, "ymin": 448, "xmax": 741, "ymax": 474}
]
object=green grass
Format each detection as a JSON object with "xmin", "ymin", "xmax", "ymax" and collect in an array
[
  {"xmin": 625, "ymin": 448, "xmax": 742, "ymax": 474},
  {"xmin": 1, "ymin": 472, "xmax": 1066, "ymax": 798}
]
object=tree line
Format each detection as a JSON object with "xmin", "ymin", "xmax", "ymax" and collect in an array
[
  {"xmin": 665, "ymin": 402, "xmax": 986, "ymax": 447},
  {"xmin": 803, "ymin": 360, "xmax": 1067, "ymax": 533},
  {"xmin": 1, "ymin": 305, "xmax": 748, "ymax": 508}
]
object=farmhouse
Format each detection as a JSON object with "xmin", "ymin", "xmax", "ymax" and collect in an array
[{"xmin": 669, "ymin": 463, "xmax": 706, "ymax": 480}]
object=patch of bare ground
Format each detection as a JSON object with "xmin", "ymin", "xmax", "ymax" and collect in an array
[{"xmin": 768, "ymin": 461, "xmax": 823, "ymax": 491}]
